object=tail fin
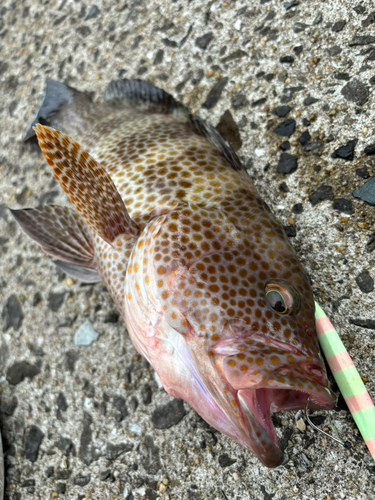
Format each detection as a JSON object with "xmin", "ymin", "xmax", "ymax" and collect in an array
[{"xmin": 24, "ymin": 79, "xmax": 93, "ymax": 142}]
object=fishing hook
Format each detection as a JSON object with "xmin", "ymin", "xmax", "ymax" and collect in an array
[{"xmin": 304, "ymin": 397, "xmax": 351, "ymax": 450}]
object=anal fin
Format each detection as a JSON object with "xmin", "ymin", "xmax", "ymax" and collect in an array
[
  {"xmin": 10, "ymin": 205, "xmax": 101, "ymax": 282},
  {"xmin": 54, "ymin": 261, "xmax": 101, "ymax": 283},
  {"xmin": 34, "ymin": 124, "xmax": 140, "ymax": 245}
]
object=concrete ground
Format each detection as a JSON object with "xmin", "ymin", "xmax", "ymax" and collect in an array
[{"xmin": 1, "ymin": 0, "xmax": 375, "ymax": 498}]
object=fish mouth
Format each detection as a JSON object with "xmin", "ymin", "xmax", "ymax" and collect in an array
[
  {"xmin": 218, "ymin": 336, "xmax": 337, "ymax": 467},
  {"xmin": 236, "ymin": 379, "xmax": 336, "ymax": 468}
]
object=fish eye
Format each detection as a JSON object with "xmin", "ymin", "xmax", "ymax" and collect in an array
[{"xmin": 265, "ymin": 281, "xmax": 300, "ymax": 315}]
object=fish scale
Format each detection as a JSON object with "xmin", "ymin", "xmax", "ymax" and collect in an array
[{"xmin": 11, "ymin": 79, "xmax": 337, "ymax": 467}]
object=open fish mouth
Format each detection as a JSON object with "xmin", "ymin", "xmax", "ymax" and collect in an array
[{"xmin": 236, "ymin": 379, "xmax": 336, "ymax": 468}]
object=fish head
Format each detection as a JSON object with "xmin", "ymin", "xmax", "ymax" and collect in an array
[{"xmin": 131, "ymin": 202, "xmax": 336, "ymax": 467}]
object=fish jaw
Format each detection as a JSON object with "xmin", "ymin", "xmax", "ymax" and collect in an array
[{"xmin": 185, "ymin": 334, "xmax": 336, "ymax": 467}]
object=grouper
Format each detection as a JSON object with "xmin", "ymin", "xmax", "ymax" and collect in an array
[{"xmin": 11, "ymin": 79, "xmax": 336, "ymax": 467}]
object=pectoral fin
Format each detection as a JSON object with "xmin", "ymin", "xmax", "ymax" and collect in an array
[
  {"xmin": 33, "ymin": 124, "xmax": 140, "ymax": 245},
  {"xmin": 10, "ymin": 205, "xmax": 101, "ymax": 282}
]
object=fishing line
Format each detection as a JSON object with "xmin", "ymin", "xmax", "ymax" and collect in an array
[{"xmin": 304, "ymin": 396, "xmax": 351, "ymax": 450}]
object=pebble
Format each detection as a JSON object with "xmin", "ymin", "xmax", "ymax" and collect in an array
[
  {"xmin": 151, "ymin": 399, "xmax": 186, "ymax": 429},
  {"xmin": 356, "ymin": 167, "xmax": 369, "ymax": 179},
  {"xmin": 153, "ymin": 49, "xmax": 164, "ymax": 65},
  {"xmin": 296, "ymin": 418, "xmax": 306, "ymax": 431},
  {"xmin": 353, "ymin": 177, "xmax": 375, "ymax": 205},
  {"xmin": 272, "ymin": 105, "xmax": 291, "ymax": 117},
  {"xmin": 362, "ymin": 11, "xmax": 375, "ymax": 27},
  {"xmin": 202, "ymin": 77, "xmax": 228, "ymax": 109},
  {"xmin": 251, "ymin": 97, "xmax": 267, "ymax": 107},
  {"xmin": 280, "ymin": 55, "xmax": 294, "ymax": 63},
  {"xmin": 141, "ymin": 435, "xmax": 161, "ymax": 474},
  {"xmin": 331, "ymin": 20, "xmax": 346, "ymax": 32},
  {"xmin": 103, "ymin": 311, "xmax": 119, "ymax": 323},
  {"xmin": 25, "ymin": 425, "xmax": 45, "ymax": 462},
  {"xmin": 85, "ymin": 5, "xmax": 100, "ymax": 20},
  {"xmin": 364, "ymin": 143, "xmax": 375, "ymax": 156},
  {"xmin": 303, "ymin": 96, "xmax": 319, "ymax": 106},
  {"xmin": 57, "ymin": 483, "xmax": 66, "ymax": 494},
  {"xmin": 220, "ymin": 49, "xmax": 247, "ymax": 64},
  {"xmin": 367, "ymin": 234, "xmax": 375, "ymax": 253},
  {"xmin": 280, "ymin": 141, "xmax": 290, "ymax": 150},
  {"xmin": 45, "ymin": 466, "xmax": 54, "ymax": 478},
  {"xmin": 231, "ymin": 93, "xmax": 249, "ymax": 109},
  {"xmin": 2, "ymin": 294, "xmax": 24, "ymax": 331},
  {"xmin": 6, "ymin": 361, "xmax": 41, "ymax": 386},
  {"xmin": 332, "ymin": 198, "xmax": 354, "ymax": 214},
  {"xmin": 54, "ymin": 436, "xmax": 75, "ymax": 457},
  {"xmin": 355, "ymin": 270, "xmax": 374, "ymax": 293},
  {"xmin": 349, "ymin": 35, "xmax": 375, "ymax": 46},
  {"xmin": 309, "ymin": 185, "xmax": 334, "ymax": 205},
  {"xmin": 100, "ymin": 469, "xmax": 112, "ymax": 481},
  {"xmin": 273, "ymin": 119, "xmax": 296, "ymax": 137},
  {"xmin": 74, "ymin": 320, "xmax": 99, "ymax": 346},
  {"xmin": 218, "ymin": 453, "xmax": 237, "ymax": 467},
  {"xmin": 73, "ymin": 474, "xmax": 91, "ymax": 487},
  {"xmin": 299, "ymin": 131, "xmax": 311, "ymax": 145},
  {"xmin": 284, "ymin": 1, "xmax": 298, "ymax": 10},
  {"xmin": 141, "ymin": 383, "xmax": 152, "ymax": 405},
  {"xmin": 48, "ymin": 291, "xmax": 66, "ymax": 312},
  {"xmin": 284, "ymin": 225, "xmax": 297, "ymax": 237},
  {"xmin": 112, "ymin": 395, "xmax": 128, "ymax": 421},
  {"xmin": 279, "ymin": 182, "xmax": 289, "ymax": 193},
  {"xmin": 331, "ymin": 139, "xmax": 357, "ymax": 161},
  {"xmin": 292, "ymin": 203, "xmax": 303, "ymax": 214},
  {"xmin": 2, "ymin": 396, "xmax": 17, "ymax": 417},
  {"xmin": 334, "ymin": 72, "xmax": 350, "ymax": 81},
  {"xmin": 56, "ymin": 392, "xmax": 68, "ymax": 412},
  {"xmin": 195, "ymin": 33, "xmax": 213, "ymax": 49},
  {"xmin": 349, "ymin": 318, "xmax": 375, "ymax": 330},
  {"xmin": 277, "ymin": 153, "xmax": 298, "ymax": 174},
  {"xmin": 341, "ymin": 80, "xmax": 369, "ymax": 106}
]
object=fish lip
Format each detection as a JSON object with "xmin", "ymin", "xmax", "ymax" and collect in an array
[
  {"xmin": 238, "ymin": 388, "xmax": 284, "ymax": 467},
  {"xmin": 237, "ymin": 382, "xmax": 336, "ymax": 468}
]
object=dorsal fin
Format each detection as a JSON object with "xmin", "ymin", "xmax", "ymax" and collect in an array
[
  {"xmin": 33, "ymin": 124, "xmax": 140, "ymax": 245},
  {"xmin": 103, "ymin": 79, "xmax": 188, "ymax": 117},
  {"xmin": 190, "ymin": 115, "xmax": 246, "ymax": 172}
]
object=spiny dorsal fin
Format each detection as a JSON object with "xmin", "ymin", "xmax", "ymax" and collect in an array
[
  {"xmin": 34, "ymin": 124, "xmax": 140, "ymax": 245},
  {"xmin": 190, "ymin": 115, "xmax": 246, "ymax": 172},
  {"xmin": 10, "ymin": 205, "xmax": 100, "ymax": 282},
  {"xmin": 103, "ymin": 79, "xmax": 188, "ymax": 117}
]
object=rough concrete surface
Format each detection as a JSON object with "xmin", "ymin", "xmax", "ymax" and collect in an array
[{"xmin": 1, "ymin": 0, "xmax": 375, "ymax": 499}]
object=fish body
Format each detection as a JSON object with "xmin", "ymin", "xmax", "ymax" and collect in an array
[{"xmin": 12, "ymin": 79, "xmax": 336, "ymax": 467}]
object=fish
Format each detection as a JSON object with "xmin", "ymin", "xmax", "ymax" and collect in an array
[{"xmin": 10, "ymin": 79, "xmax": 336, "ymax": 467}]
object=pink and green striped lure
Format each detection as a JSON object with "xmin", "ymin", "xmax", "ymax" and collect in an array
[{"xmin": 315, "ymin": 302, "xmax": 375, "ymax": 461}]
